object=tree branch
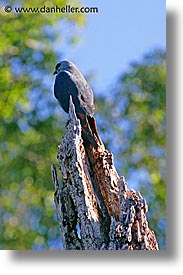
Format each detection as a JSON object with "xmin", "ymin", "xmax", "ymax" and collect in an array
[{"xmin": 51, "ymin": 97, "xmax": 159, "ymax": 250}]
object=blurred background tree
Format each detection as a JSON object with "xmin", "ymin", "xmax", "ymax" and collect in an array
[
  {"xmin": 0, "ymin": 0, "xmax": 85, "ymax": 249},
  {"xmin": 96, "ymin": 49, "xmax": 166, "ymax": 249},
  {"xmin": 0, "ymin": 1, "xmax": 166, "ymax": 249}
]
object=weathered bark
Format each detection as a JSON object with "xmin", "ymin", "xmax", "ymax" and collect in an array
[{"xmin": 51, "ymin": 97, "xmax": 159, "ymax": 250}]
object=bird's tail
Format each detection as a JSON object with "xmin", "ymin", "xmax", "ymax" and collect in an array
[
  {"xmin": 78, "ymin": 113, "xmax": 102, "ymax": 149},
  {"xmin": 87, "ymin": 116, "xmax": 103, "ymax": 147}
]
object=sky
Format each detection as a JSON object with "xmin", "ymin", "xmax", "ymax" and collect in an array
[
  {"xmin": 62, "ymin": 0, "xmax": 166, "ymax": 94},
  {"xmin": 1, "ymin": 0, "xmax": 183, "ymax": 270}
]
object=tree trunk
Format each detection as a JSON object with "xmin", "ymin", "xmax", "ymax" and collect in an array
[{"xmin": 51, "ymin": 97, "xmax": 159, "ymax": 250}]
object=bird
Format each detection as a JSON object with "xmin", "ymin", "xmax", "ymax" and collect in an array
[{"xmin": 53, "ymin": 60, "xmax": 102, "ymax": 149}]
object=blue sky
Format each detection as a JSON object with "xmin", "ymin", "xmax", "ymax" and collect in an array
[{"xmin": 62, "ymin": 0, "xmax": 166, "ymax": 94}]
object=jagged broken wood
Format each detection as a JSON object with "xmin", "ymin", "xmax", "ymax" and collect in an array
[{"xmin": 51, "ymin": 97, "xmax": 159, "ymax": 250}]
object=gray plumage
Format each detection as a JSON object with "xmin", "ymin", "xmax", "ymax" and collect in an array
[{"xmin": 53, "ymin": 60, "xmax": 101, "ymax": 148}]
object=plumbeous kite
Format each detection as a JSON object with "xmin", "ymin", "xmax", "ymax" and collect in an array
[{"xmin": 53, "ymin": 60, "xmax": 102, "ymax": 149}]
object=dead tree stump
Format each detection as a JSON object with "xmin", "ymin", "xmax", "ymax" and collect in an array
[{"xmin": 51, "ymin": 98, "xmax": 159, "ymax": 250}]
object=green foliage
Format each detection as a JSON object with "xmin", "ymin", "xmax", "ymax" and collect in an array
[
  {"xmin": 0, "ymin": 0, "xmax": 85, "ymax": 249},
  {"xmin": 96, "ymin": 49, "xmax": 166, "ymax": 249},
  {"xmin": 0, "ymin": 1, "xmax": 166, "ymax": 250}
]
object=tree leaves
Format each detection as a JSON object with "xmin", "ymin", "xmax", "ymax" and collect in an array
[
  {"xmin": 96, "ymin": 49, "xmax": 166, "ymax": 249},
  {"xmin": 0, "ymin": 0, "xmax": 84, "ymax": 249}
]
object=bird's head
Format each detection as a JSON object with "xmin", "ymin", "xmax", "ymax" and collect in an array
[{"xmin": 53, "ymin": 60, "xmax": 75, "ymax": 75}]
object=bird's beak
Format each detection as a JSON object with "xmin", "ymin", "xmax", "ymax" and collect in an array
[{"xmin": 53, "ymin": 69, "xmax": 57, "ymax": 75}]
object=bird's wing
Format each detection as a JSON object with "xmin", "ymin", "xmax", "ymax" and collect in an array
[
  {"xmin": 54, "ymin": 71, "xmax": 78, "ymax": 113},
  {"xmin": 73, "ymin": 74, "xmax": 95, "ymax": 116},
  {"xmin": 54, "ymin": 70, "xmax": 95, "ymax": 116}
]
